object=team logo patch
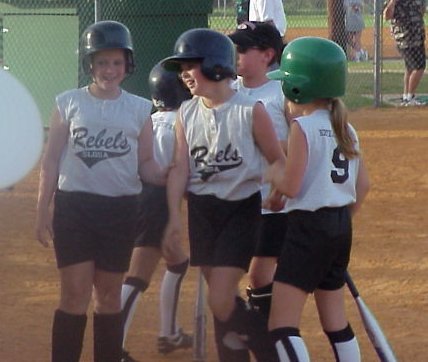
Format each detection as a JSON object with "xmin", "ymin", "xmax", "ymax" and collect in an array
[
  {"xmin": 72, "ymin": 127, "xmax": 131, "ymax": 168},
  {"xmin": 191, "ymin": 143, "xmax": 243, "ymax": 181}
]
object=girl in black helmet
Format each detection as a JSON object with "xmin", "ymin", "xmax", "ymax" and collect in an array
[
  {"xmin": 35, "ymin": 21, "xmax": 165, "ymax": 362},
  {"xmin": 120, "ymin": 62, "xmax": 192, "ymax": 362},
  {"xmin": 161, "ymin": 28, "xmax": 286, "ymax": 362}
]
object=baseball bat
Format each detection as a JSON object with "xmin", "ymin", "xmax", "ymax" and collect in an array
[
  {"xmin": 193, "ymin": 269, "xmax": 207, "ymax": 362},
  {"xmin": 344, "ymin": 271, "xmax": 397, "ymax": 362}
]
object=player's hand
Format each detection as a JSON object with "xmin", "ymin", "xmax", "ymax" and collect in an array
[
  {"xmin": 144, "ymin": 166, "xmax": 168, "ymax": 186},
  {"xmin": 155, "ymin": 166, "xmax": 169, "ymax": 186},
  {"xmin": 264, "ymin": 160, "xmax": 283, "ymax": 186},
  {"xmin": 262, "ymin": 189, "xmax": 286, "ymax": 212},
  {"xmin": 35, "ymin": 209, "xmax": 53, "ymax": 247},
  {"xmin": 162, "ymin": 217, "xmax": 182, "ymax": 261}
]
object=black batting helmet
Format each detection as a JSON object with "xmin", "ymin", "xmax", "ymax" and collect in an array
[
  {"xmin": 148, "ymin": 61, "xmax": 192, "ymax": 110},
  {"xmin": 162, "ymin": 28, "xmax": 236, "ymax": 81},
  {"xmin": 80, "ymin": 20, "xmax": 135, "ymax": 74}
]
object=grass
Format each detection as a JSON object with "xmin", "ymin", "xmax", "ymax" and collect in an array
[
  {"xmin": 209, "ymin": 11, "xmax": 428, "ymax": 109},
  {"xmin": 210, "ymin": 11, "xmax": 428, "ymax": 30},
  {"xmin": 346, "ymin": 65, "xmax": 428, "ymax": 109}
]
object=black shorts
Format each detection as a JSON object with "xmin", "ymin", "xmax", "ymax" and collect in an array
[
  {"xmin": 254, "ymin": 213, "xmax": 288, "ymax": 257},
  {"xmin": 53, "ymin": 190, "xmax": 139, "ymax": 272},
  {"xmin": 187, "ymin": 192, "xmax": 261, "ymax": 271},
  {"xmin": 134, "ymin": 184, "xmax": 168, "ymax": 248},
  {"xmin": 398, "ymin": 45, "xmax": 426, "ymax": 71},
  {"xmin": 274, "ymin": 206, "xmax": 352, "ymax": 293}
]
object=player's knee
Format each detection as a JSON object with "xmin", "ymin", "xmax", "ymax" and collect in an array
[
  {"xmin": 165, "ymin": 248, "xmax": 188, "ymax": 264},
  {"xmin": 166, "ymin": 258, "xmax": 189, "ymax": 275},
  {"xmin": 208, "ymin": 293, "xmax": 236, "ymax": 322},
  {"xmin": 60, "ymin": 286, "xmax": 92, "ymax": 314},
  {"xmin": 93, "ymin": 287, "xmax": 122, "ymax": 313}
]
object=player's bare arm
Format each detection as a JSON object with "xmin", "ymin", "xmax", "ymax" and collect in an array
[
  {"xmin": 252, "ymin": 101, "xmax": 285, "ymax": 164},
  {"xmin": 252, "ymin": 101, "xmax": 287, "ymax": 210},
  {"xmin": 162, "ymin": 116, "xmax": 189, "ymax": 261},
  {"xmin": 138, "ymin": 116, "xmax": 167, "ymax": 186},
  {"xmin": 349, "ymin": 156, "xmax": 370, "ymax": 216},
  {"xmin": 35, "ymin": 109, "xmax": 69, "ymax": 247},
  {"xmin": 267, "ymin": 119, "xmax": 307, "ymax": 198}
]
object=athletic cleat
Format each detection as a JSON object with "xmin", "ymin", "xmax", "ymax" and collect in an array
[
  {"xmin": 120, "ymin": 349, "xmax": 139, "ymax": 362},
  {"xmin": 157, "ymin": 328, "xmax": 193, "ymax": 354}
]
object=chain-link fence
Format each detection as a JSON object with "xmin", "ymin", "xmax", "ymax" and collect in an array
[
  {"xmin": 0, "ymin": 0, "xmax": 212, "ymax": 125},
  {"xmin": 1, "ymin": 0, "xmax": 427, "ymax": 125},
  {"xmin": 211, "ymin": 0, "xmax": 428, "ymax": 108}
]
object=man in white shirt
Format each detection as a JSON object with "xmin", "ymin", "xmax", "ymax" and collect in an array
[{"xmin": 249, "ymin": 0, "xmax": 287, "ymax": 38}]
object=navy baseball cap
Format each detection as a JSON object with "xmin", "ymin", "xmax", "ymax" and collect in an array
[{"xmin": 229, "ymin": 21, "xmax": 283, "ymax": 54}]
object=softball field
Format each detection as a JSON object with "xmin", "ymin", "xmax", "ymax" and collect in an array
[{"xmin": 1, "ymin": 107, "xmax": 427, "ymax": 361}]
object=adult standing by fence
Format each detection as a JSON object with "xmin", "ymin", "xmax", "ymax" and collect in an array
[
  {"xmin": 384, "ymin": 0, "xmax": 427, "ymax": 106},
  {"xmin": 236, "ymin": 0, "xmax": 287, "ymax": 39}
]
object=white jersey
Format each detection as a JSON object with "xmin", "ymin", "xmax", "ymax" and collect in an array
[
  {"xmin": 56, "ymin": 86, "xmax": 152, "ymax": 197},
  {"xmin": 151, "ymin": 111, "xmax": 176, "ymax": 169},
  {"xmin": 249, "ymin": 0, "xmax": 287, "ymax": 36},
  {"xmin": 285, "ymin": 109, "xmax": 360, "ymax": 213},
  {"xmin": 180, "ymin": 92, "xmax": 264, "ymax": 201},
  {"xmin": 233, "ymin": 77, "xmax": 288, "ymax": 214}
]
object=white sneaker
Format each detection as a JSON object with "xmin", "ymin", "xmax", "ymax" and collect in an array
[
  {"xmin": 359, "ymin": 49, "xmax": 368, "ymax": 61},
  {"xmin": 405, "ymin": 96, "xmax": 424, "ymax": 106},
  {"xmin": 157, "ymin": 329, "xmax": 193, "ymax": 354},
  {"xmin": 353, "ymin": 51, "xmax": 361, "ymax": 62},
  {"xmin": 400, "ymin": 96, "xmax": 409, "ymax": 106}
]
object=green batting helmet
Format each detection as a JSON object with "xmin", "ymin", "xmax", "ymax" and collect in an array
[{"xmin": 267, "ymin": 36, "xmax": 347, "ymax": 104}]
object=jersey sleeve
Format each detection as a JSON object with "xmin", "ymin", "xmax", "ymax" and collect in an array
[
  {"xmin": 137, "ymin": 97, "xmax": 154, "ymax": 130},
  {"xmin": 55, "ymin": 89, "xmax": 74, "ymax": 125}
]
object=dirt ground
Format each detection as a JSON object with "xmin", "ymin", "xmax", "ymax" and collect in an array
[{"xmin": 1, "ymin": 106, "xmax": 427, "ymax": 361}]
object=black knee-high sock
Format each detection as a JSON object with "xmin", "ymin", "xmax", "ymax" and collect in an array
[
  {"xmin": 93, "ymin": 312, "xmax": 123, "ymax": 362},
  {"xmin": 52, "ymin": 309, "xmax": 87, "ymax": 362},
  {"xmin": 213, "ymin": 315, "xmax": 251, "ymax": 362},
  {"xmin": 225, "ymin": 297, "xmax": 279, "ymax": 362}
]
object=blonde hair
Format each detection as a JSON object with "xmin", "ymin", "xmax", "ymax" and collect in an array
[{"xmin": 330, "ymin": 98, "xmax": 359, "ymax": 159}]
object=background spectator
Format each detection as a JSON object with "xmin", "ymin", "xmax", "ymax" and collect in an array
[
  {"xmin": 384, "ymin": 0, "xmax": 426, "ymax": 106},
  {"xmin": 345, "ymin": 0, "xmax": 368, "ymax": 61}
]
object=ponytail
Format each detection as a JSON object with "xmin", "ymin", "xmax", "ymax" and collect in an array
[{"xmin": 330, "ymin": 98, "xmax": 359, "ymax": 159}]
